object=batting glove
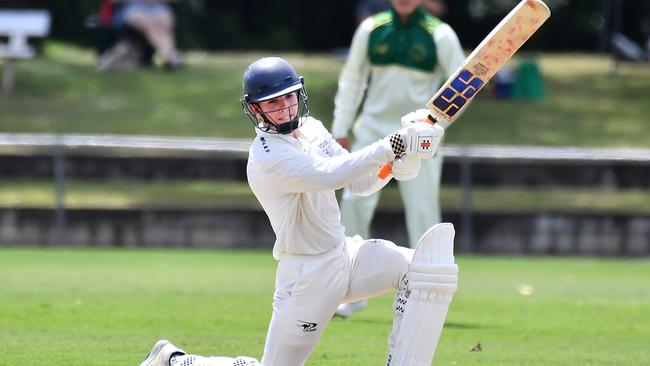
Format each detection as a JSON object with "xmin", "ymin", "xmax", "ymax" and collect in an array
[
  {"xmin": 400, "ymin": 109, "xmax": 435, "ymax": 127},
  {"xmin": 386, "ymin": 121, "xmax": 443, "ymax": 159},
  {"xmin": 391, "ymin": 154, "xmax": 422, "ymax": 181}
]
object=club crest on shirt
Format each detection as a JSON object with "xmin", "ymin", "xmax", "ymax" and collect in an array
[
  {"xmin": 375, "ymin": 43, "xmax": 389, "ymax": 54},
  {"xmin": 410, "ymin": 43, "xmax": 428, "ymax": 62},
  {"xmin": 318, "ymin": 139, "xmax": 332, "ymax": 157}
]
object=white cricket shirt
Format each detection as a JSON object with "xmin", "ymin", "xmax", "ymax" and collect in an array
[{"xmin": 247, "ymin": 117, "xmax": 395, "ymax": 260}]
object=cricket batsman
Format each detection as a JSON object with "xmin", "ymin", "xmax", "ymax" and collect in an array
[{"xmin": 138, "ymin": 56, "xmax": 458, "ymax": 366}]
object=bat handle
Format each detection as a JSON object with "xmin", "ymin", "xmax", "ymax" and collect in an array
[
  {"xmin": 376, "ymin": 114, "xmax": 437, "ymax": 180},
  {"xmin": 377, "ymin": 161, "xmax": 393, "ymax": 179}
]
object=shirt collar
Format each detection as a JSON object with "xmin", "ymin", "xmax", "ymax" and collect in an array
[{"xmin": 255, "ymin": 123, "xmax": 303, "ymax": 147}]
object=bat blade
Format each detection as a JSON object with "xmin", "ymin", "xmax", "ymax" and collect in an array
[
  {"xmin": 426, "ymin": 0, "xmax": 551, "ymax": 123},
  {"xmin": 377, "ymin": 0, "xmax": 550, "ymax": 179}
]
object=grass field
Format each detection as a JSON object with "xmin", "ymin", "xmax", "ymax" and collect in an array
[
  {"xmin": 1, "ymin": 248, "xmax": 649, "ymax": 365},
  {"xmin": 1, "ymin": 43, "xmax": 650, "ymax": 148}
]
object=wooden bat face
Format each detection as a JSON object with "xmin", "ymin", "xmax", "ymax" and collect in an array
[{"xmin": 426, "ymin": 0, "xmax": 551, "ymax": 123}]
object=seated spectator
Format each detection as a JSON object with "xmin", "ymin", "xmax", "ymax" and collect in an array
[
  {"xmin": 97, "ymin": 0, "xmax": 181, "ymax": 71},
  {"xmin": 115, "ymin": 0, "xmax": 182, "ymax": 69}
]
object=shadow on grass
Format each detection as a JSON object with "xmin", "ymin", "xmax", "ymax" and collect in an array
[
  {"xmin": 444, "ymin": 321, "xmax": 489, "ymax": 330},
  {"xmin": 330, "ymin": 317, "xmax": 488, "ymax": 330}
]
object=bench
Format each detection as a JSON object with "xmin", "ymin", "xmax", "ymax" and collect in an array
[{"xmin": 0, "ymin": 10, "xmax": 51, "ymax": 93}]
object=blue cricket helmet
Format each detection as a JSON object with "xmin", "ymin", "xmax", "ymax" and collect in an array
[{"xmin": 240, "ymin": 57, "xmax": 309, "ymax": 134}]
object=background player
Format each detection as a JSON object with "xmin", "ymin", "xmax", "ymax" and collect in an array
[{"xmin": 331, "ymin": 0, "xmax": 465, "ymax": 317}]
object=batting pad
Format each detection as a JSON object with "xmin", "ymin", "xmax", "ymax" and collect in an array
[{"xmin": 390, "ymin": 223, "xmax": 457, "ymax": 366}]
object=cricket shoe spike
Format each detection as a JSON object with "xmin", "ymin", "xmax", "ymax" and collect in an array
[
  {"xmin": 388, "ymin": 223, "xmax": 458, "ymax": 366},
  {"xmin": 139, "ymin": 339, "xmax": 186, "ymax": 366}
]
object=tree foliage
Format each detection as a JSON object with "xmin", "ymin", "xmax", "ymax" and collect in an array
[{"xmin": 37, "ymin": 0, "xmax": 650, "ymax": 52}]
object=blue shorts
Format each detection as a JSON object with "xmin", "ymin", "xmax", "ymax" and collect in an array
[{"xmin": 113, "ymin": 1, "xmax": 172, "ymax": 27}]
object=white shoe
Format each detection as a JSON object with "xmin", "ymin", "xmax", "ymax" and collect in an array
[
  {"xmin": 335, "ymin": 300, "xmax": 368, "ymax": 318},
  {"xmin": 139, "ymin": 339, "xmax": 186, "ymax": 366}
]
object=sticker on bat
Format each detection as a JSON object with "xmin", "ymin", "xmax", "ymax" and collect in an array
[{"xmin": 431, "ymin": 69, "xmax": 485, "ymax": 118}]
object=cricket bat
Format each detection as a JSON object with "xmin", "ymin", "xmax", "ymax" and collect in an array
[{"xmin": 378, "ymin": 0, "xmax": 551, "ymax": 179}]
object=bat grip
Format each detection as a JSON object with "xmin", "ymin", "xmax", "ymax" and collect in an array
[
  {"xmin": 377, "ymin": 161, "xmax": 393, "ymax": 179},
  {"xmin": 376, "ymin": 114, "xmax": 437, "ymax": 180}
]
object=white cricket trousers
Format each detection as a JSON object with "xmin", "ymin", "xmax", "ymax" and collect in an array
[
  {"xmin": 340, "ymin": 153, "xmax": 443, "ymax": 248},
  {"xmin": 260, "ymin": 236, "xmax": 413, "ymax": 366}
]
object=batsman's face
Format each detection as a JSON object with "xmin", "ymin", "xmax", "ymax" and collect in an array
[
  {"xmin": 256, "ymin": 92, "xmax": 299, "ymax": 125},
  {"xmin": 391, "ymin": 0, "xmax": 422, "ymax": 17}
]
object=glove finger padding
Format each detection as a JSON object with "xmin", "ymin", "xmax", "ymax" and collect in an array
[
  {"xmin": 392, "ymin": 154, "xmax": 421, "ymax": 181},
  {"xmin": 401, "ymin": 109, "xmax": 434, "ymax": 127},
  {"xmin": 405, "ymin": 122, "xmax": 444, "ymax": 159}
]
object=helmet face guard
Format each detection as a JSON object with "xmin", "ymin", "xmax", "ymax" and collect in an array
[{"xmin": 240, "ymin": 57, "xmax": 310, "ymax": 134}]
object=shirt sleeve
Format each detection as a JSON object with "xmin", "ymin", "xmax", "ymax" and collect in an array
[
  {"xmin": 329, "ymin": 133, "xmax": 392, "ymax": 196},
  {"xmin": 331, "ymin": 19, "xmax": 373, "ymax": 139},
  {"xmin": 435, "ymin": 23, "xmax": 465, "ymax": 80},
  {"xmin": 261, "ymin": 139, "xmax": 394, "ymax": 193},
  {"xmin": 345, "ymin": 170, "xmax": 392, "ymax": 196}
]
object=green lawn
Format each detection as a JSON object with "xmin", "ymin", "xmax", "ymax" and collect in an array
[
  {"xmin": 2, "ymin": 180, "xmax": 650, "ymax": 214},
  {"xmin": 0, "ymin": 44, "xmax": 337, "ymax": 139},
  {"xmin": 1, "ymin": 248, "xmax": 649, "ymax": 365},
  {"xmin": 1, "ymin": 43, "xmax": 650, "ymax": 148}
]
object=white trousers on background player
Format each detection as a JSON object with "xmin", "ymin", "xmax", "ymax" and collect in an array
[
  {"xmin": 340, "ymin": 151, "xmax": 443, "ymax": 248},
  {"xmin": 261, "ymin": 236, "xmax": 413, "ymax": 366}
]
